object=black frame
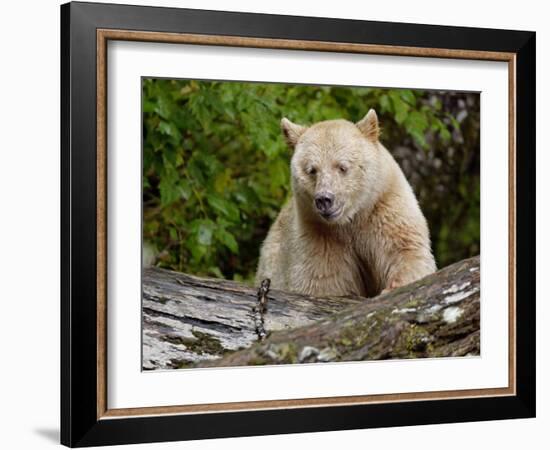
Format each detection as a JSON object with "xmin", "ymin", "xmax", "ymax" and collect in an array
[{"xmin": 61, "ymin": 1, "xmax": 536, "ymax": 447}]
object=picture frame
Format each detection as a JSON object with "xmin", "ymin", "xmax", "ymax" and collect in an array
[{"xmin": 60, "ymin": 1, "xmax": 536, "ymax": 447}]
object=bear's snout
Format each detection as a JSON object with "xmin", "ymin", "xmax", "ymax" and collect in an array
[{"xmin": 314, "ymin": 192, "xmax": 335, "ymax": 216}]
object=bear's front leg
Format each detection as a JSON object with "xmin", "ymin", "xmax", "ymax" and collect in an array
[{"xmin": 380, "ymin": 250, "xmax": 436, "ymax": 294}]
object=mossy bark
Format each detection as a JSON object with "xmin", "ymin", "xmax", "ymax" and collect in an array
[{"xmin": 199, "ymin": 256, "xmax": 480, "ymax": 367}]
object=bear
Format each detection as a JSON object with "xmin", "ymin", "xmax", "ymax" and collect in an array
[{"xmin": 255, "ymin": 109, "xmax": 436, "ymax": 298}]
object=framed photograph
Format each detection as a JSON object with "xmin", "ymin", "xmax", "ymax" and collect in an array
[{"xmin": 61, "ymin": 1, "xmax": 536, "ymax": 447}]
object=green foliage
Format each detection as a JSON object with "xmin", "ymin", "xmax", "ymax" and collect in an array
[{"xmin": 143, "ymin": 79, "xmax": 479, "ymax": 282}]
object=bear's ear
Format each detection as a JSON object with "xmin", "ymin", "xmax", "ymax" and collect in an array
[
  {"xmin": 281, "ymin": 117, "xmax": 306, "ymax": 148},
  {"xmin": 356, "ymin": 109, "xmax": 380, "ymax": 141}
]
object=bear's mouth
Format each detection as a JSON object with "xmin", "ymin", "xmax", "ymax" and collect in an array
[{"xmin": 320, "ymin": 206, "xmax": 343, "ymax": 222}]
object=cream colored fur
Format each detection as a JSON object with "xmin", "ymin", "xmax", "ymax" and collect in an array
[{"xmin": 256, "ymin": 110, "xmax": 436, "ymax": 297}]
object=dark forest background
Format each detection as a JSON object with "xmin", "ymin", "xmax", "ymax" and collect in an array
[{"xmin": 142, "ymin": 79, "xmax": 480, "ymax": 283}]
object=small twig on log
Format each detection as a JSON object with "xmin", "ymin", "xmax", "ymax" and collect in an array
[{"xmin": 253, "ymin": 279, "xmax": 271, "ymax": 341}]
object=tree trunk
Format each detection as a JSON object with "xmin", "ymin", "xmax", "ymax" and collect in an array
[{"xmin": 143, "ymin": 256, "xmax": 480, "ymax": 370}]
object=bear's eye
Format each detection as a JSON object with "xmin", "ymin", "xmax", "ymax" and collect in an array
[
  {"xmin": 338, "ymin": 165, "xmax": 348, "ymax": 174},
  {"xmin": 306, "ymin": 167, "xmax": 317, "ymax": 176}
]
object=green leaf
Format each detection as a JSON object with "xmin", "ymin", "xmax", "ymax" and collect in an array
[
  {"xmin": 439, "ymin": 127, "xmax": 451, "ymax": 142},
  {"xmin": 189, "ymin": 241, "xmax": 207, "ymax": 262},
  {"xmin": 154, "ymin": 95, "xmax": 173, "ymax": 120},
  {"xmin": 207, "ymin": 266, "xmax": 224, "ymax": 278},
  {"xmin": 178, "ymin": 179, "xmax": 192, "ymax": 201},
  {"xmin": 169, "ymin": 227, "xmax": 178, "ymax": 241},
  {"xmin": 207, "ymin": 195, "xmax": 240, "ymax": 222},
  {"xmin": 449, "ymin": 115, "xmax": 461, "ymax": 130},
  {"xmin": 158, "ymin": 174, "xmax": 180, "ymax": 206},
  {"xmin": 399, "ymin": 89, "xmax": 417, "ymax": 106},
  {"xmin": 389, "ymin": 91, "xmax": 409, "ymax": 124},
  {"xmin": 379, "ymin": 94, "xmax": 391, "ymax": 113},
  {"xmin": 409, "ymin": 128, "xmax": 428, "ymax": 149},
  {"xmin": 216, "ymin": 228, "xmax": 239, "ymax": 253},
  {"xmin": 158, "ymin": 121, "xmax": 181, "ymax": 141},
  {"xmin": 142, "ymin": 100, "xmax": 156, "ymax": 113},
  {"xmin": 406, "ymin": 111, "xmax": 429, "ymax": 133}
]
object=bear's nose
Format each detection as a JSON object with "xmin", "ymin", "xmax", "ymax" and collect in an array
[{"xmin": 314, "ymin": 192, "xmax": 335, "ymax": 213}]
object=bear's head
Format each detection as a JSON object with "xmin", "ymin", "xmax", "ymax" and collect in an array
[{"xmin": 282, "ymin": 109, "xmax": 382, "ymax": 225}]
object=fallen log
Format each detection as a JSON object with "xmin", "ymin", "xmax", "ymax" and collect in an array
[
  {"xmin": 143, "ymin": 256, "xmax": 480, "ymax": 370},
  {"xmin": 142, "ymin": 267, "xmax": 363, "ymax": 369}
]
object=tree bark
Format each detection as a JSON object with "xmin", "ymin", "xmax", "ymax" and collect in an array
[
  {"xmin": 143, "ymin": 256, "xmax": 480, "ymax": 370},
  {"xmin": 143, "ymin": 268, "xmax": 362, "ymax": 369}
]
